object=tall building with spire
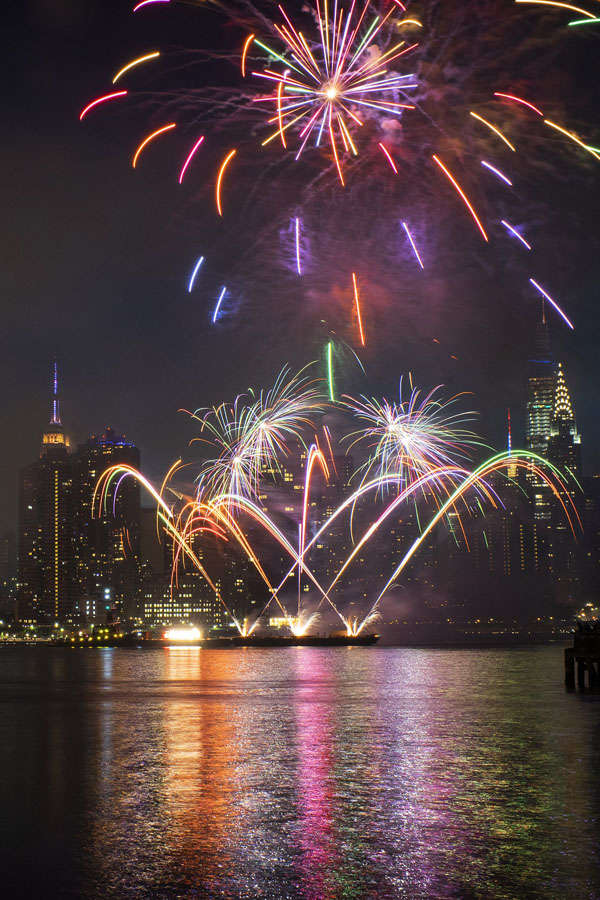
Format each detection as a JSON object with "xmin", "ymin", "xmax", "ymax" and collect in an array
[
  {"xmin": 17, "ymin": 362, "xmax": 77, "ymax": 622},
  {"xmin": 526, "ymin": 308, "xmax": 555, "ymax": 458},
  {"xmin": 523, "ymin": 310, "xmax": 583, "ymax": 604},
  {"xmin": 524, "ymin": 309, "xmax": 556, "ymax": 585},
  {"xmin": 17, "ymin": 365, "xmax": 145, "ymax": 624},
  {"xmin": 547, "ymin": 362, "xmax": 582, "ymax": 479},
  {"xmin": 547, "ymin": 361, "xmax": 582, "ymax": 604}
]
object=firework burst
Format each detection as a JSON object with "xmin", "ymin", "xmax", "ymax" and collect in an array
[
  {"xmin": 343, "ymin": 378, "xmax": 482, "ymax": 492},
  {"xmin": 187, "ymin": 366, "xmax": 325, "ymax": 503},
  {"xmin": 251, "ymin": 1, "xmax": 421, "ymax": 183},
  {"xmin": 76, "ymin": 0, "xmax": 600, "ymax": 343},
  {"xmin": 94, "ymin": 366, "xmax": 580, "ymax": 637}
]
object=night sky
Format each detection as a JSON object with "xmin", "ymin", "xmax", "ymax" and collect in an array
[{"xmin": 3, "ymin": 0, "xmax": 600, "ymax": 530}]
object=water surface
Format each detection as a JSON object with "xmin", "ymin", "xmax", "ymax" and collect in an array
[{"xmin": 1, "ymin": 645, "xmax": 599, "ymax": 898}]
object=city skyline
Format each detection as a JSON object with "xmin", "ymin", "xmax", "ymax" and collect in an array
[{"xmin": 10, "ymin": 318, "xmax": 596, "ymax": 633}]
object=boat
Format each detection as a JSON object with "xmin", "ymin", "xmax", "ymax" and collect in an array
[{"xmin": 49, "ymin": 632, "xmax": 379, "ymax": 649}]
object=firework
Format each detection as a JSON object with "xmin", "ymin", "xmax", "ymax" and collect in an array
[
  {"xmin": 544, "ymin": 119, "xmax": 600, "ymax": 162},
  {"xmin": 378, "ymin": 143, "xmax": 398, "ymax": 174},
  {"xmin": 178, "ymin": 135, "xmax": 205, "ymax": 184},
  {"xmin": 241, "ymin": 34, "xmax": 255, "ymax": 78},
  {"xmin": 352, "ymin": 272, "xmax": 365, "ymax": 346},
  {"xmin": 79, "ymin": 90, "xmax": 127, "ymax": 121},
  {"xmin": 96, "ymin": 367, "xmax": 580, "ymax": 638},
  {"xmin": 112, "ymin": 51, "xmax": 160, "ymax": 85},
  {"xmin": 343, "ymin": 381, "xmax": 481, "ymax": 492},
  {"xmin": 529, "ymin": 278, "xmax": 574, "ymax": 330},
  {"xmin": 501, "ymin": 221, "xmax": 532, "ymax": 251},
  {"xmin": 401, "ymin": 222, "xmax": 424, "ymax": 269},
  {"xmin": 187, "ymin": 256, "xmax": 205, "ymax": 293},
  {"xmin": 480, "ymin": 160, "xmax": 513, "ymax": 187},
  {"xmin": 215, "ymin": 149, "xmax": 237, "ymax": 216},
  {"xmin": 133, "ymin": 0, "xmax": 170, "ymax": 12},
  {"xmin": 432, "ymin": 155, "xmax": 488, "ymax": 242},
  {"xmin": 357, "ymin": 449, "xmax": 580, "ymax": 634},
  {"xmin": 295, "ymin": 217, "xmax": 302, "ymax": 275},
  {"xmin": 469, "ymin": 111, "xmax": 516, "ymax": 152},
  {"xmin": 76, "ymin": 0, "xmax": 598, "ymax": 342},
  {"xmin": 493, "ymin": 92, "xmax": 543, "ymax": 117},
  {"xmin": 187, "ymin": 367, "xmax": 324, "ymax": 503},
  {"xmin": 212, "ymin": 286, "xmax": 227, "ymax": 323},
  {"xmin": 326, "ymin": 342, "xmax": 335, "ymax": 402},
  {"xmin": 251, "ymin": 2, "xmax": 419, "ymax": 182},
  {"xmin": 515, "ymin": 1, "xmax": 596, "ymax": 19},
  {"xmin": 132, "ymin": 123, "xmax": 176, "ymax": 168},
  {"xmin": 568, "ymin": 16, "xmax": 600, "ymax": 25}
]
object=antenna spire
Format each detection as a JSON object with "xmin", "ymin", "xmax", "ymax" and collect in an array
[{"xmin": 51, "ymin": 359, "xmax": 61, "ymax": 425}]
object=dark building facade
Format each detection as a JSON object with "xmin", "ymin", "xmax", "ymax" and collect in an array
[
  {"xmin": 73, "ymin": 428, "xmax": 142, "ymax": 622},
  {"xmin": 0, "ymin": 530, "xmax": 17, "ymax": 616},
  {"xmin": 526, "ymin": 312, "xmax": 555, "ymax": 459}
]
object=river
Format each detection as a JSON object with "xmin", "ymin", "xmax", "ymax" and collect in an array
[{"xmin": 1, "ymin": 644, "xmax": 599, "ymax": 898}]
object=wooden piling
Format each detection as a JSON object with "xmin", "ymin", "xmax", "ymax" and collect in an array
[{"xmin": 565, "ymin": 647, "xmax": 575, "ymax": 689}]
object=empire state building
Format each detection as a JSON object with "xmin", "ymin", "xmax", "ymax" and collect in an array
[{"xmin": 17, "ymin": 363, "xmax": 76, "ymax": 622}]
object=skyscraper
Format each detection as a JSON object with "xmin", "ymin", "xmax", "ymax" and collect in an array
[
  {"xmin": 547, "ymin": 362, "xmax": 582, "ymax": 479},
  {"xmin": 17, "ymin": 366, "xmax": 144, "ymax": 624},
  {"xmin": 73, "ymin": 427, "xmax": 142, "ymax": 622},
  {"xmin": 526, "ymin": 309, "xmax": 555, "ymax": 458},
  {"xmin": 17, "ymin": 363, "xmax": 77, "ymax": 622},
  {"xmin": 546, "ymin": 361, "xmax": 582, "ymax": 604},
  {"xmin": 523, "ymin": 318, "xmax": 583, "ymax": 605}
]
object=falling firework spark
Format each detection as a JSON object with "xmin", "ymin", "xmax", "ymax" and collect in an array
[
  {"xmin": 113, "ymin": 51, "xmax": 160, "ymax": 84},
  {"xmin": 352, "ymin": 271, "xmax": 365, "ymax": 346},
  {"xmin": 178, "ymin": 135, "xmax": 205, "ymax": 184},
  {"xmin": 481, "ymin": 160, "xmax": 512, "ymax": 186},
  {"xmin": 79, "ymin": 90, "xmax": 127, "ymax": 121},
  {"xmin": 132, "ymin": 122, "xmax": 176, "ymax": 168},
  {"xmin": 212, "ymin": 286, "xmax": 227, "ymax": 323},
  {"xmin": 401, "ymin": 222, "xmax": 424, "ymax": 269},
  {"xmin": 501, "ymin": 220, "xmax": 532, "ymax": 250},
  {"xmin": 187, "ymin": 256, "xmax": 205, "ymax": 293},
  {"xmin": 295, "ymin": 216, "xmax": 302, "ymax": 275},
  {"xmin": 529, "ymin": 278, "xmax": 574, "ymax": 330},
  {"xmin": 216, "ymin": 149, "xmax": 237, "ymax": 215}
]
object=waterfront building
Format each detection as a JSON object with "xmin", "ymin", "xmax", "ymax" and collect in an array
[
  {"xmin": 140, "ymin": 502, "xmax": 228, "ymax": 628},
  {"xmin": 582, "ymin": 476, "xmax": 600, "ymax": 603},
  {"xmin": 141, "ymin": 572, "xmax": 225, "ymax": 630},
  {"xmin": 0, "ymin": 531, "xmax": 16, "ymax": 615},
  {"xmin": 140, "ymin": 506, "xmax": 170, "ymax": 576}
]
